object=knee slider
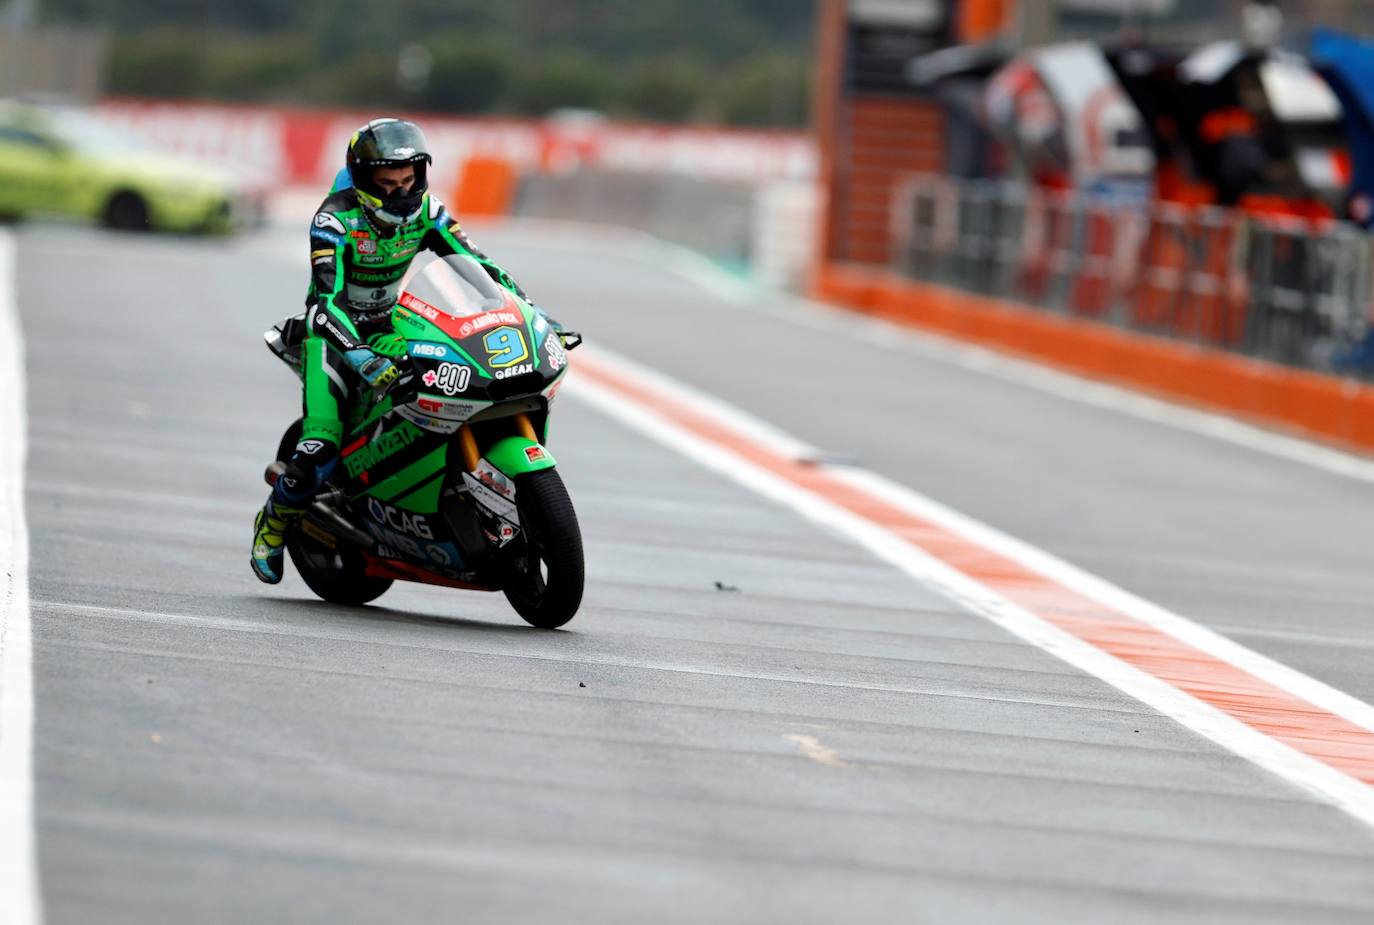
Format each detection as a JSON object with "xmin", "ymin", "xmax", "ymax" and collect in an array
[{"xmin": 274, "ymin": 438, "xmax": 338, "ymax": 504}]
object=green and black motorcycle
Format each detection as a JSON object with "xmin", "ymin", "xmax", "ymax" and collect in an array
[{"xmin": 263, "ymin": 255, "xmax": 584, "ymax": 628}]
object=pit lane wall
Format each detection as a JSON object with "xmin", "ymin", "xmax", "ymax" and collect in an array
[
  {"xmin": 94, "ymin": 99, "xmax": 821, "ymax": 287},
  {"xmin": 815, "ymin": 176, "xmax": 1374, "ymax": 454}
]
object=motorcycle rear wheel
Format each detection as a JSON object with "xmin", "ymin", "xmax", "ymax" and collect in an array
[
  {"xmin": 502, "ymin": 469, "xmax": 584, "ymax": 629},
  {"xmin": 286, "ymin": 523, "xmax": 393, "ymax": 606},
  {"xmin": 276, "ymin": 418, "xmax": 393, "ymax": 606}
]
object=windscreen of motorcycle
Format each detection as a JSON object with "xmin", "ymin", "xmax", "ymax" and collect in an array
[{"xmin": 404, "ymin": 253, "xmax": 509, "ymax": 319}]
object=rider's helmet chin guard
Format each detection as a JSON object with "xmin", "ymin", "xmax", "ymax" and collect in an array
[{"xmin": 346, "ymin": 118, "xmax": 433, "ymax": 228}]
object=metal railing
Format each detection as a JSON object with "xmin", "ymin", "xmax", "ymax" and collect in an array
[{"xmin": 892, "ymin": 176, "xmax": 1374, "ymax": 379}]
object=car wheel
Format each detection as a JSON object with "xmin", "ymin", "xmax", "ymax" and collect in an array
[{"xmin": 104, "ymin": 192, "xmax": 150, "ymax": 231}]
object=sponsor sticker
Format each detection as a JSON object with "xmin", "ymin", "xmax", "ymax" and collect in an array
[
  {"xmin": 342, "ymin": 421, "xmax": 421, "ymax": 478},
  {"xmin": 414, "ymin": 396, "xmax": 484, "ymax": 421},
  {"xmin": 408, "ymin": 341, "xmax": 451, "ymax": 360},
  {"xmin": 524, "ymin": 445, "xmax": 547, "ymax": 463},
  {"xmin": 394, "ymin": 311, "xmax": 426, "ymax": 331},
  {"xmin": 544, "ymin": 332, "xmax": 567, "ymax": 371},
  {"xmin": 394, "ymin": 405, "xmax": 462, "ymax": 434},
  {"xmin": 313, "ymin": 311, "xmax": 353, "ymax": 346},
  {"xmin": 493, "ymin": 362, "xmax": 533, "ymax": 380},
  {"xmin": 363, "ymin": 523, "xmax": 461, "ymax": 568},
  {"xmin": 420, "ymin": 362, "xmax": 471, "ymax": 395},
  {"xmin": 310, "ymin": 228, "xmax": 345, "ymax": 246},
  {"xmin": 457, "ymin": 310, "xmax": 521, "ymax": 339},
  {"xmin": 314, "ymin": 212, "xmax": 346, "ymax": 233},
  {"xmin": 366, "ymin": 497, "xmax": 434, "ymax": 540},
  {"xmin": 399, "ymin": 292, "xmax": 442, "ymax": 321},
  {"xmin": 472, "ymin": 460, "xmax": 515, "ymax": 500},
  {"xmin": 357, "ymin": 238, "xmax": 377, "ymax": 255},
  {"xmin": 543, "ymin": 377, "xmax": 564, "ymax": 404}
]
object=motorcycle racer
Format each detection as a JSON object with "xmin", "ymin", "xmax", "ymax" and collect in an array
[{"xmin": 251, "ymin": 117, "xmax": 535, "ymax": 584}]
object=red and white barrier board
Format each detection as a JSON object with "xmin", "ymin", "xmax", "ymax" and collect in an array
[{"xmin": 94, "ymin": 98, "xmax": 817, "ymax": 187}]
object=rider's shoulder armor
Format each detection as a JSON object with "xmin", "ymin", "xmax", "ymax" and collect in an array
[
  {"xmin": 310, "ymin": 192, "xmax": 362, "ymax": 248},
  {"xmin": 426, "ymin": 194, "xmax": 445, "ymax": 221}
]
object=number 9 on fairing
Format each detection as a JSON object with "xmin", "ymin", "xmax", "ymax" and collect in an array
[{"xmin": 483, "ymin": 327, "xmax": 529, "ymax": 368}]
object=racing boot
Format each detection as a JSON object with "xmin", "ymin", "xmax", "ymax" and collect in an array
[{"xmin": 250, "ymin": 497, "xmax": 303, "ymax": 584}]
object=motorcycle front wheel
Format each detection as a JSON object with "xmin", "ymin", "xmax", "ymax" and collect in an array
[{"xmin": 502, "ymin": 468, "xmax": 584, "ymax": 629}]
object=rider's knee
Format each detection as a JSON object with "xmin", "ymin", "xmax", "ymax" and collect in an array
[{"xmin": 274, "ymin": 437, "xmax": 339, "ymax": 504}]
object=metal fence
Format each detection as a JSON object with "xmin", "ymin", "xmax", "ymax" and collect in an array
[{"xmin": 891, "ymin": 176, "xmax": 1374, "ymax": 379}]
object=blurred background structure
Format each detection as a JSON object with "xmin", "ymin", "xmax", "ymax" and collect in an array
[
  {"xmin": 12, "ymin": 0, "xmax": 1374, "ymax": 428},
  {"xmin": 809, "ymin": 0, "xmax": 1374, "ymax": 447}
]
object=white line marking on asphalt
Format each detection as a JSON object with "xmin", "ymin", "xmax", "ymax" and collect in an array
[
  {"xmin": 0, "ymin": 228, "xmax": 41, "ymax": 923},
  {"xmin": 567, "ymin": 347, "xmax": 1374, "ymax": 830},
  {"xmin": 30, "ymin": 601, "xmax": 1154, "ymax": 719}
]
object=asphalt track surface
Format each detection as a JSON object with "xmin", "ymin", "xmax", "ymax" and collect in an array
[{"xmin": 13, "ymin": 220, "xmax": 1374, "ymax": 923}]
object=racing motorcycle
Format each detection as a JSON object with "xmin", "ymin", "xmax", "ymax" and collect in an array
[{"xmin": 263, "ymin": 255, "xmax": 584, "ymax": 628}]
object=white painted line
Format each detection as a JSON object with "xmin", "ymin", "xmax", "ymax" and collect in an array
[
  {"xmin": 0, "ymin": 228, "xmax": 40, "ymax": 923},
  {"xmin": 566, "ymin": 347, "xmax": 1374, "ymax": 830}
]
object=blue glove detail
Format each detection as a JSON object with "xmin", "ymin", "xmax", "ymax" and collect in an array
[{"xmin": 344, "ymin": 348, "xmax": 399, "ymax": 391}]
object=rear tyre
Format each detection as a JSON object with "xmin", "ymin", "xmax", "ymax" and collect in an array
[
  {"xmin": 502, "ymin": 468, "xmax": 584, "ymax": 629},
  {"xmin": 286, "ymin": 527, "xmax": 392, "ymax": 606},
  {"xmin": 104, "ymin": 191, "xmax": 149, "ymax": 231},
  {"xmin": 275, "ymin": 418, "xmax": 393, "ymax": 606}
]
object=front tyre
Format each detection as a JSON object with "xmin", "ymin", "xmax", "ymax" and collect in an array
[{"xmin": 503, "ymin": 469, "xmax": 584, "ymax": 629}]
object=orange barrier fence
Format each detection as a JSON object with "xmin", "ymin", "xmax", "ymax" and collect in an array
[
  {"xmin": 452, "ymin": 157, "xmax": 517, "ymax": 218},
  {"xmin": 814, "ymin": 263, "xmax": 1374, "ymax": 453},
  {"xmin": 891, "ymin": 176, "xmax": 1374, "ymax": 374}
]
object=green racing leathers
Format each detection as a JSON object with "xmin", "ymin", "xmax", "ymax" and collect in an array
[
  {"xmin": 251, "ymin": 187, "xmax": 531, "ymax": 584},
  {"xmin": 302, "ymin": 189, "xmax": 529, "ymax": 448}
]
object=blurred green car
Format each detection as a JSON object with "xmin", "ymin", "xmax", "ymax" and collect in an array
[{"xmin": 0, "ymin": 101, "xmax": 253, "ymax": 233}]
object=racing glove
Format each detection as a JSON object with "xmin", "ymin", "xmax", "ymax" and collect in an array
[
  {"xmin": 367, "ymin": 331, "xmax": 410, "ymax": 359},
  {"xmin": 344, "ymin": 348, "xmax": 400, "ymax": 391}
]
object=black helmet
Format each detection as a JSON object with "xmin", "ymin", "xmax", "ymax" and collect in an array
[{"xmin": 346, "ymin": 118, "xmax": 433, "ymax": 227}]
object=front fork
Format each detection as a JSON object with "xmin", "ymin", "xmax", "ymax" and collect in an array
[{"xmin": 457, "ymin": 413, "xmax": 556, "ymax": 477}]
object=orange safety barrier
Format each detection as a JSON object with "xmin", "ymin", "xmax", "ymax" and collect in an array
[
  {"xmin": 814, "ymin": 262, "xmax": 1374, "ymax": 454},
  {"xmin": 1127, "ymin": 207, "xmax": 1248, "ymax": 346},
  {"xmin": 1068, "ymin": 207, "xmax": 1118, "ymax": 318},
  {"xmin": 452, "ymin": 157, "xmax": 517, "ymax": 218}
]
